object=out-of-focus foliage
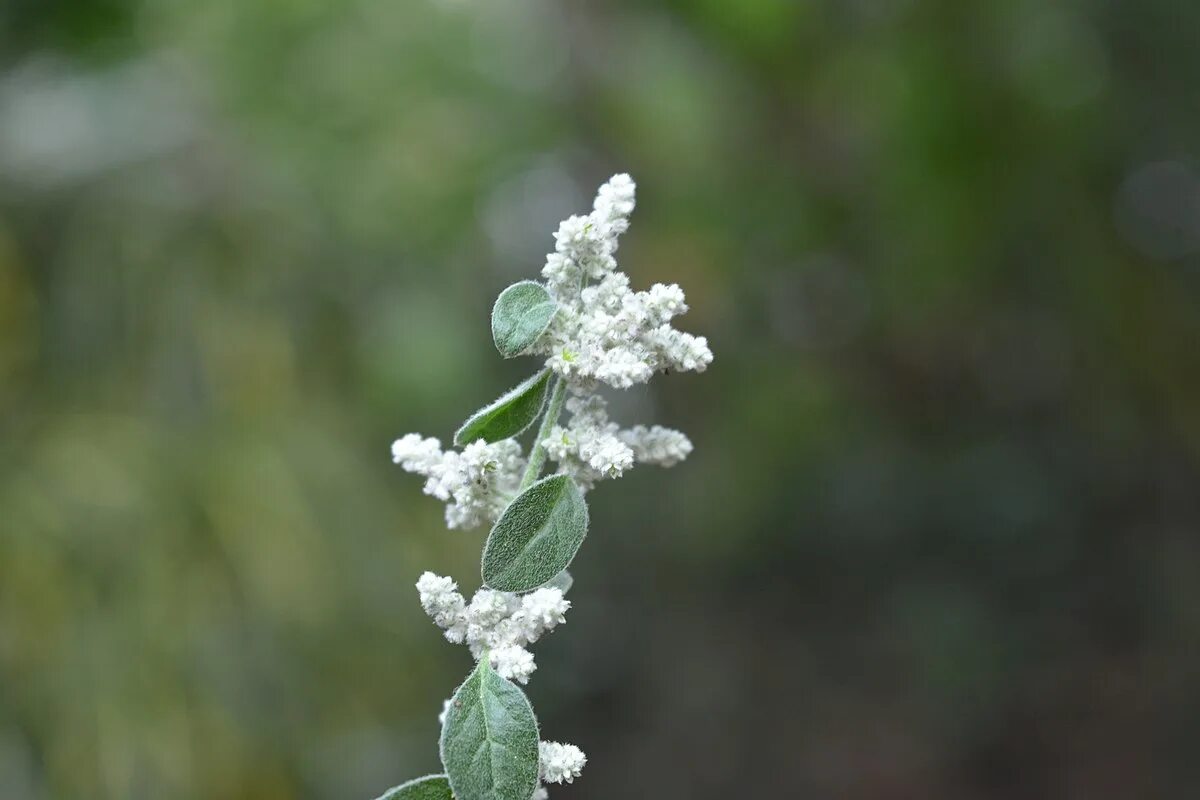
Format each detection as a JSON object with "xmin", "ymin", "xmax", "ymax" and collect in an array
[{"xmin": 2, "ymin": 0, "xmax": 1199, "ymax": 798}]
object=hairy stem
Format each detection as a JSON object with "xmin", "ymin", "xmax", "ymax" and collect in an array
[{"xmin": 520, "ymin": 375, "xmax": 567, "ymax": 489}]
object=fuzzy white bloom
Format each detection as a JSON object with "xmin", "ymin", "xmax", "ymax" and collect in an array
[
  {"xmin": 593, "ymin": 172, "xmax": 636, "ymax": 232},
  {"xmin": 646, "ymin": 326, "xmax": 714, "ymax": 373},
  {"xmin": 542, "ymin": 395, "xmax": 631, "ymax": 490},
  {"xmin": 643, "ymin": 282, "xmax": 688, "ymax": 325},
  {"xmin": 532, "ymin": 174, "xmax": 713, "ymax": 389},
  {"xmin": 539, "ymin": 741, "xmax": 587, "ymax": 784},
  {"xmin": 516, "ymin": 587, "xmax": 572, "ymax": 631},
  {"xmin": 618, "ymin": 424, "xmax": 693, "ymax": 467},
  {"xmin": 490, "ymin": 644, "xmax": 537, "ymax": 684},
  {"xmin": 530, "ymin": 788, "xmax": 549, "ymax": 800},
  {"xmin": 391, "ymin": 435, "xmax": 526, "ymax": 529},
  {"xmin": 415, "ymin": 574, "xmax": 571, "ymax": 684},
  {"xmin": 542, "ymin": 395, "xmax": 693, "ymax": 490},
  {"xmin": 416, "ymin": 572, "xmax": 468, "ymax": 644}
]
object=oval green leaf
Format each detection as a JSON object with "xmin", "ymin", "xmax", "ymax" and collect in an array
[
  {"xmin": 481, "ymin": 474, "xmax": 588, "ymax": 593},
  {"xmin": 440, "ymin": 660, "xmax": 540, "ymax": 800},
  {"xmin": 492, "ymin": 281, "xmax": 556, "ymax": 358},
  {"xmin": 454, "ymin": 369, "xmax": 551, "ymax": 447},
  {"xmin": 374, "ymin": 774, "xmax": 454, "ymax": 800}
]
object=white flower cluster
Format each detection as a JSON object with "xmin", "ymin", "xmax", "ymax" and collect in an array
[
  {"xmin": 391, "ymin": 174, "xmax": 711, "ymax": 524},
  {"xmin": 542, "ymin": 395, "xmax": 693, "ymax": 491},
  {"xmin": 416, "ymin": 572, "xmax": 569, "ymax": 684},
  {"xmin": 533, "ymin": 174, "xmax": 713, "ymax": 390},
  {"xmin": 538, "ymin": 741, "xmax": 587, "ymax": 784},
  {"xmin": 391, "ymin": 435, "xmax": 526, "ymax": 529}
]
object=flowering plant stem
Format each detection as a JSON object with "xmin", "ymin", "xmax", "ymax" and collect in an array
[
  {"xmin": 519, "ymin": 376, "xmax": 567, "ymax": 491},
  {"xmin": 381, "ymin": 174, "xmax": 712, "ymax": 800}
]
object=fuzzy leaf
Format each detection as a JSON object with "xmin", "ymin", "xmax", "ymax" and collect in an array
[
  {"xmin": 440, "ymin": 660, "xmax": 540, "ymax": 800},
  {"xmin": 374, "ymin": 774, "xmax": 454, "ymax": 800},
  {"xmin": 482, "ymin": 474, "xmax": 588, "ymax": 593},
  {"xmin": 454, "ymin": 369, "xmax": 551, "ymax": 446},
  {"xmin": 492, "ymin": 281, "xmax": 556, "ymax": 358}
]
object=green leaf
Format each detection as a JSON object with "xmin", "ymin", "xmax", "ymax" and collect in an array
[
  {"xmin": 481, "ymin": 474, "xmax": 588, "ymax": 593},
  {"xmin": 492, "ymin": 281, "xmax": 556, "ymax": 358},
  {"xmin": 374, "ymin": 774, "xmax": 454, "ymax": 800},
  {"xmin": 454, "ymin": 369, "xmax": 551, "ymax": 447},
  {"xmin": 440, "ymin": 660, "xmax": 540, "ymax": 800}
]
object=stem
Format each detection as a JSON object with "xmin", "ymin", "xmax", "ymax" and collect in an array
[{"xmin": 520, "ymin": 375, "xmax": 567, "ymax": 489}]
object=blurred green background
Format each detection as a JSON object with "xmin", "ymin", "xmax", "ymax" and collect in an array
[{"xmin": 2, "ymin": 0, "xmax": 1199, "ymax": 797}]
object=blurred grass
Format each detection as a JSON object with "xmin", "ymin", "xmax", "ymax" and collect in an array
[{"xmin": 2, "ymin": 0, "xmax": 1200, "ymax": 798}]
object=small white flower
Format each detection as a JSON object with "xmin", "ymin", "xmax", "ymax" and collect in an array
[
  {"xmin": 490, "ymin": 644, "xmax": 537, "ymax": 684},
  {"xmin": 542, "ymin": 252, "xmax": 579, "ymax": 298},
  {"xmin": 391, "ymin": 436, "xmax": 526, "ymax": 529},
  {"xmin": 416, "ymin": 572, "xmax": 467, "ymax": 643},
  {"xmin": 618, "ymin": 425, "xmax": 693, "ymax": 468},
  {"xmin": 542, "ymin": 394, "xmax": 693, "ymax": 490},
  {"xmin": 589, "ymin": 345, "xmax": 655, "ymax": 389},
  {"xmin": 643, "ymin": 282, "xmax": 688, "ymax": 325},
  {"xmin": 467, "ymin": 588, "xmax": 517, "ymax": 629},
  {"xmin": 415, "ymin": 575, "xmax": 571, "ymax": 684},
  {"xmin": 542, "ymin": 395, "xmax": 628, "ymax": 489},
  {"xmin": 580, "ymin": 433, "xmax": 635, "ymax": 478},
  {"xmin": 391, "ymin": 433, "xmax": 443, "ymax": 473},
  {"xmin": 538, "ymin": 741, "xmax": 587, "ymax": 784},
  {"xmin": 511, "ymin": 588, "xmax": 571, "ymax": 642},
  {"xmin": 592, "ymin": 172, "xmax": 636, "ymax": 230},
  {"xmin": 530, "ymin": 174, "xmax": 712, "ymax": 389},
  {"xmin": 647, "ymin": 326, "xmax": 713, "ymax": 373}
]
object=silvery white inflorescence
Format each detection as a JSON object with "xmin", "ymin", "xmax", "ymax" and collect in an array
[
  {"xmin": 543, "ymin": 394, "xmax": 694, "ymax": 490},
  {"xmin": 537, "ymin": 742, "xmax": 587, "ymax": 785},
  {"xmin": 416, "ymin": 571, "xmax": 569, "ymax": 684},
  {"xmin": 392, "ymin": 174, "xmax": 713, "ymax": 800},
  {"xmin": 392, "ymin": 174, "xmax": 710, "ymax": 519},
  {"xmin": 391, "ymin": 435, "xmax": 526, "ymax": 529},
  {"xmin": 535, "ymin": 174, "xmax": 713, "ymax": 389}
]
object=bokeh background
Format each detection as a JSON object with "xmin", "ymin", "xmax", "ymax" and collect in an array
[{"xmin": 3, "ymin": 0, "xmax": 1199, "ymax": 797}]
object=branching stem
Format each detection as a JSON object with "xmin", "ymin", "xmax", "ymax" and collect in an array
[{"xmin": 520, "ymin": 375, "xmax": 567, "ymax": 489}]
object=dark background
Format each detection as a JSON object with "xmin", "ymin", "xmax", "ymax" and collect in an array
[{"xmin": 2, "ymin": 1, "xmax": 1199, "ymax": 798}]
